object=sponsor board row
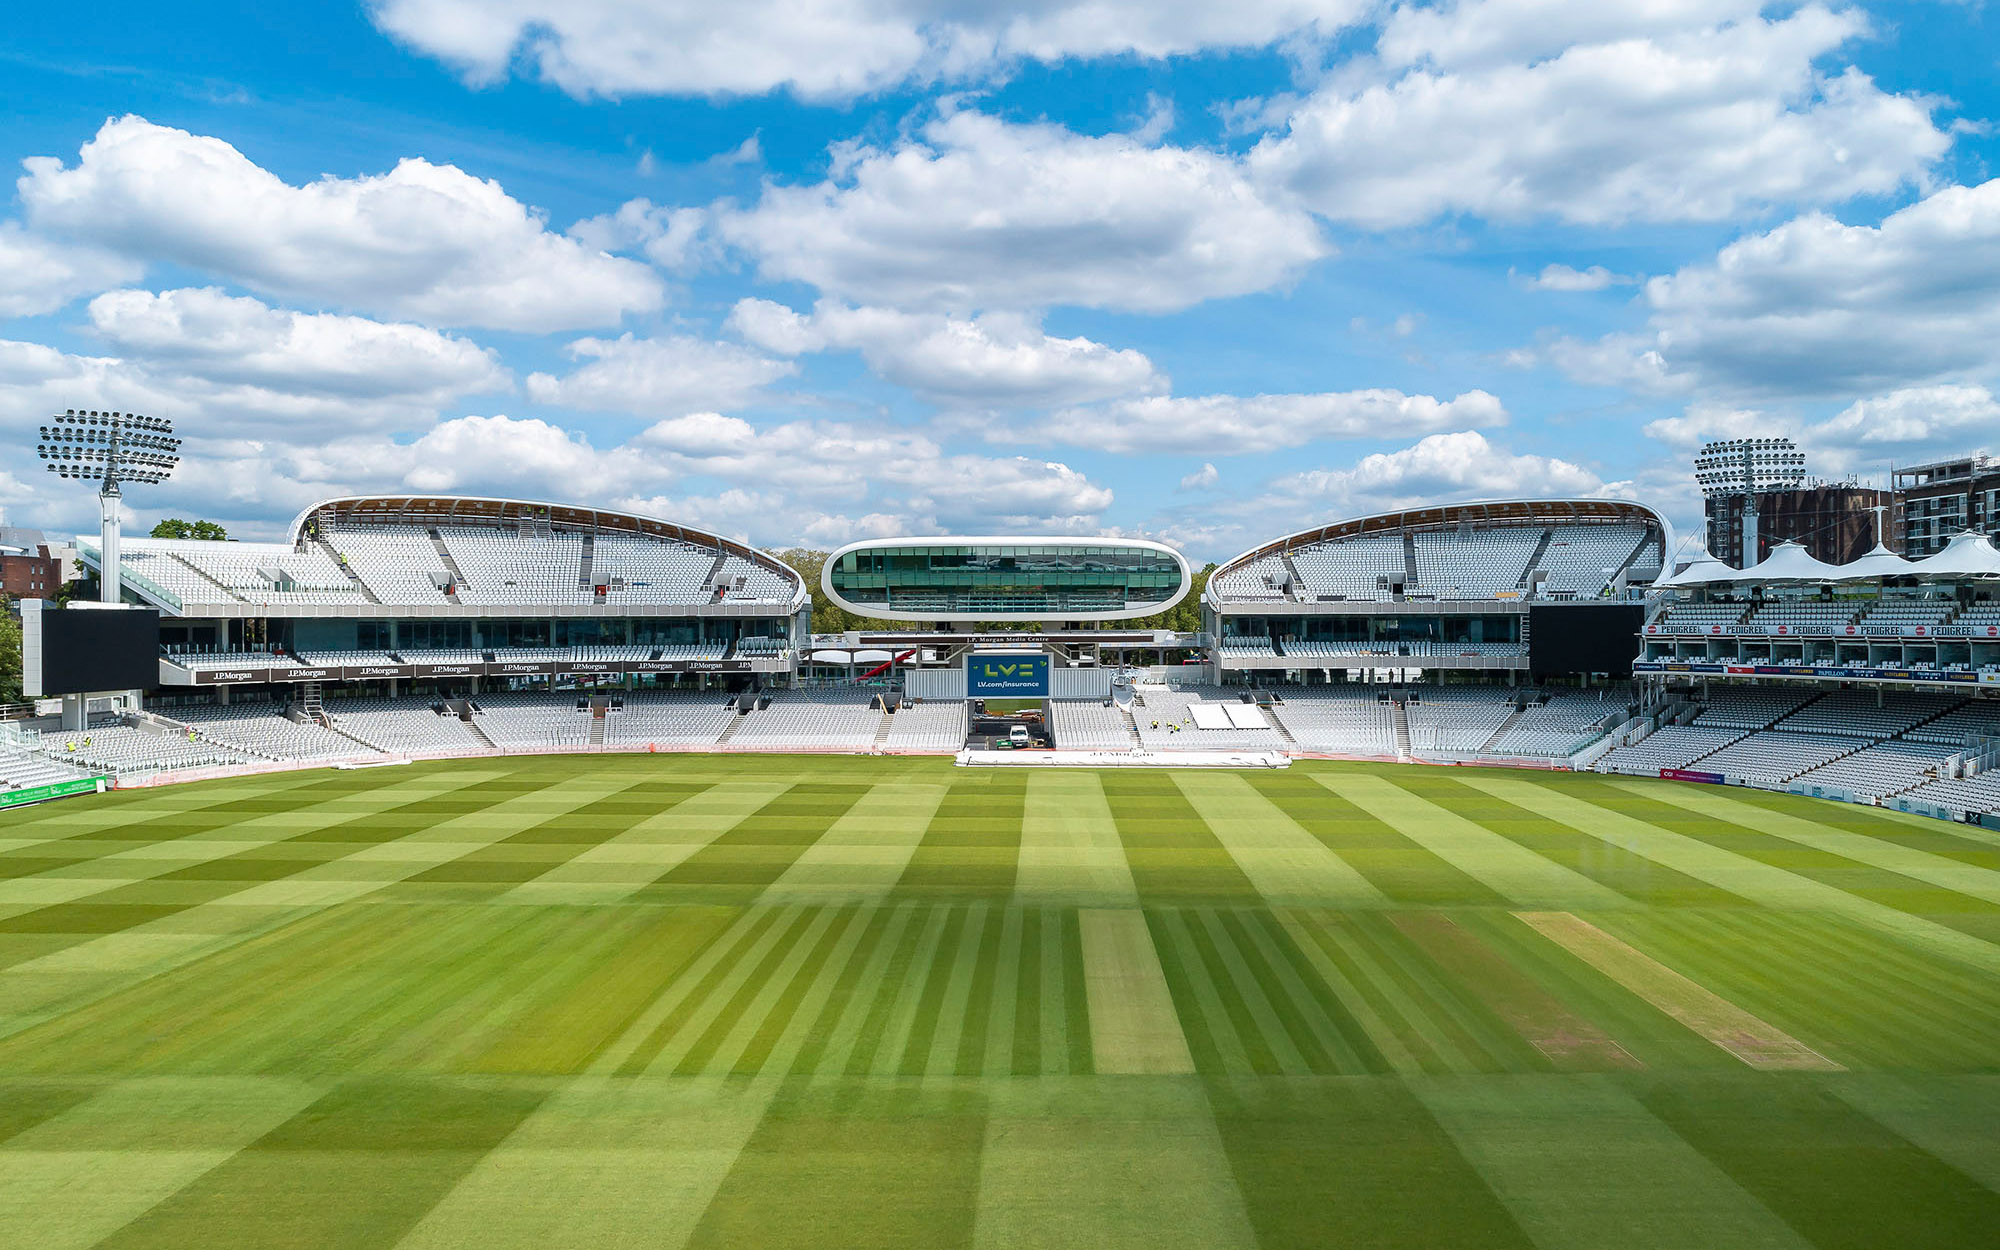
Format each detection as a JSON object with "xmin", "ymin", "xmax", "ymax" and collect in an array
[
  {"xmin": 0, "ymin": 776, "xmax": 108, "ymax": 809},
  {"xmin": 1635, "ymin": 661, "xmax": 1997, "ymax": 684},
  {"xmin": 1647, "ymin": 623, "xmax": 2000, "ymax": 638},
  {"xmin": 175, "ymin": 659, "xmax": 763, "ymax": 685}
]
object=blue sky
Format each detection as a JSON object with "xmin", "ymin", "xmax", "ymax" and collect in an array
[{"xmin": 1, "ymin": 1, "xmax": 1995, "ymax": 562}]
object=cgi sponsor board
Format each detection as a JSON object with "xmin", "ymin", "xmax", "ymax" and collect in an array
[
  {"xmin": 967, "ymin": 653, "xmax": 1050, "ymax": 698},
  {"xmin": 1659, "ymin": 768, "xmax": 1725, "ymax": 785}
]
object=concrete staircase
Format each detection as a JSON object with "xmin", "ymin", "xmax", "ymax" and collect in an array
[
  {"xmin": 1393, "ymin": 700, "xmax": 1412, "ymax": 759},
  {"xmin": 428, "ymin": 529, "xmax": 468, "ymax": 604}
]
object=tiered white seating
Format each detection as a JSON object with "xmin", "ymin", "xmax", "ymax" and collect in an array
[
  {"xmin": 1907, "ymin": 700, "xmax": 2000, "ymax": 745},
  {"xmin": 1291, "ymin": 535, "xmax": 1405, "ymax": 600},
  {"xmin": 1791, "ymin": 741, "xmax": 1958, "ymax": 799},
  {"xmin": 487, "ymin": 646, "xmax": 654, "ymax": 663},
  {"xmin": 654, "ymin": 642, "xmax": 730, "ymax": 661},
  {"xmin": 40, "ymin": 725, "xmax": 254, "ymax": 775},
  {"xmin": 471, "ymin": 692, "xmax": 591, "ymax": 747},
  {"xmin": 606, "ymin": 692, "xmax": 736, "ymax": 746},
  {"xmin": 117, "ymin": 547, "xmax": 231, "ymax": 603},
  {"xmin": 396, "ymin": 649, "xmax": 487, "ymax": 665},
  {"xmin": 0, "ymin": 744, "xmax": 93, "ymax": 789},
  {"xmin": 1486, "ymin": 692, "xmax": 1618, "ymax": 756},
  {"xmin": 1266, "ymin": 688, "xmax": 1395, "ymax": 754},
  {"xmin": 713, "ymin": 555, "xmax": 795, "ymax": 603},
  {"xmin": 1134, "ymin": 687, "xmax": 1287, "ymax": 751},
  {"xmin": 1953, "ymin": 604, "xmax": 2000, "ymax": 630},
  {"xmin": 734, "ymin": 636, "xmax": 788, "ymax": 656},
  {"xmin": 1653, "ymin": 603, "xmax": 1749, "ymax": 632},
  {"xmin": 327, "ymin": 527, "xmax": 453, "ymax": 603},
  {"xmin": 1405, "ymin": 687, "xmax": 1517, "ymax": 753},
  {"xmin": 324, "ymin": 698, "xmax": 486, "ymax": 754},
  {"xmin": 729, "ymin": 690, "xmax": 885, "ymax": 749},
  {"xmin": 1857, "ymin": 599, "xmax": 1956, "ymax": 630},
  {"xmin": 883, "ymin": 701, "xmax": 967, "ymax": 751},
  {"xmin": 1220, "ymin": 634, "xmax": 1276, "ymax": 656},
  {"xmin": 440, "ymin": 526, "xmax": 589, "ymax": 605},
  {"xmin": 1689, "ymin": 731, "xmax": 1858, "ymax": 787},
  {"xmin": 295, "ymin": 650, "xmax": 402, "ymax": 667},
  {"xmin": 1773, "ymin": 691, "xmax": 1960, "ymax": 739},
  {"xmin": 1050, "ymin": 700, "xmax": 1136, "ymax": 750},
  {"xmin": 1282, "ymin": 637, "xmax": 1390, "ymax": 659},
  {"xmin": 164, "ymin": 703, "xmax": 371, "ymax": 762},
  {"xmin": 1210, "ymin": 556, "xmax": 1290, "ymax": 600},
  {"xmin": 1538, "ymin": 525, "xmax": 1643, "ymax": 595},
  {"xmin": 1412, "ymin": 528, "xmax": 1540, "ymax": 596},
  {"xmin": 1746, "ymin": 601, "xmax": 1859, "ymax": 632},
  {"xmin": 1697, "ymin": 686, "xmax": 1818, "ymax": 728},
  {"xmin": 155, "ymin": 540, "xmax": 363, "ymax": 606},
  {"xmin": 1595, "ymin": 724, "xmax": 1747, "ymax": 773},
  {"xmin": 1899, "ymin": 772, "xmax": 2000, "ymax": 816},
  {"xmin": 163, "ymin": 650, "xmax": 289, "ymax": 671},
  {"xmin": 593, "ymin": 533, "xmax": 715, "ymax": 603}
]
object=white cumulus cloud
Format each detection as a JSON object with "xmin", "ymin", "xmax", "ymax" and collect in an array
[
  {"xmin": 0, "ymin": 223, "xmax": 142, "ymax": 317},
  {"xmin": 728, "ymin": 299, "xmax": 1165, "ymax": 406},
  {"xmin": 717, "ymin": 111, "xmax": 1329, "ymax": 313},
  {"xmin": 20, "ymin": 115, "xmax": 663, "ymax": 333},
  {"xmin": 365, "ymin": 0, "xmax": 1366, "ymax": 100},
  {"xmin": 987, "ymin": 388, "xmax": 1508, "ymax": 455},
  {"xmin": 525, "ymin": 333, "xmax": 796, "ymax": 415},
  {"xmin": 1251, "ymin": 2, "xmax": 1946, "ymax": 228}
]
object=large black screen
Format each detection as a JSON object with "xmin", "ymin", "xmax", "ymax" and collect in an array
[
  {"xmin": 1528, "ymin": 604, "xmax": 1644, "ymax": 678},
  {"xmin": 35, "ymin": 607, "xmax": 160, "ymax": 695}
]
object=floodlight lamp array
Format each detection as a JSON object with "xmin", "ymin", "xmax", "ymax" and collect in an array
[
  {"xmin": 1691, "ymin": 436, "xmax": 1806, "ymax": 498},
  {"xmin": 35, "ymin": 409, "xmax": 182, "ymax": 486}
]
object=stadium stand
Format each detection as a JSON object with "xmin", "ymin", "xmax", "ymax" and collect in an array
[
  {"xmin": 1291, "ymin": 534, "xmax": 1404, "ymax": 600},
  {"xmin": 1132, "ymin": 686, "xmax": 1287, "ymax": 751},
  {"xmin": 39, "ymin": 724, "xmax": 255, "ymax": 776},
  {"xmin": 442, "ymin": 526, "xmax": 590, "ymax": 605},
  {"xmin": 883, "ymin": 701, "xmax": 968, "ymax": 752},
  {"xmin": 163, "ymin": 702, "xmax": 370, "ymax": 762},
  {"xmin": 1413, "ymin": 528, "xmax": 1540, "ymax": 596},
  {"xmin": 728, "ymin": 690, "xmax": 886, "ymax": 751},
  {"xmin": 1404, "ymin": 687, "xmax": 1517, "ymax": 754},
  {"xmin": 470, "ymin": 692, "xmax": 593, "ymax": 748},
  {"xmin": 1485, "ymin": 691, "xmax": 1624, "ymax": 757},
  {"xmin": 324, "ymin": 698, "xmax": 487, "ymax": 755},
  {"xmin": 0, "ymin": 742, "xmax": 93, "ymax": 790},
  {"xmin": 326, "ymin": 526, "xmax": 454, "ymax": 603},
  {"xmin": 1049, "ymin": 700, "xmax": 1137, "ymax": 751},
  {"xmin": 604, "ymin": 691, "xmax": 737, "ymax": 747},
  {"xmin": 1266, "ymin": 688, "xmax": 1397, "ymax": 755}
]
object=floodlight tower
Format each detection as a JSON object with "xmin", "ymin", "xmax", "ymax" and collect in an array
[
  {"xmin": 1693, "ymin": 437, "xmax": 1805, "ymax": 568},
  {"xmin": 35, "ymin": 410, "xmax": 182, "ymax": 602}
]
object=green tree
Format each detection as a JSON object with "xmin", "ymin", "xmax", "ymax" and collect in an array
[
  {"xmin": 150, "ymin": 518, "xmax": 228, "ymax": 541},
  {"xmin": 0, "ymin": 600, "xmax": 22, "ymax": 704},
  {"xmin": 772, "ymin": 549, "xmax": 896, "ymax": 635}
]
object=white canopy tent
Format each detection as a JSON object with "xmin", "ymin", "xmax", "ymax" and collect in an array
[
  {"xmin": 1653, "ymin": 544, "xmax": 1739, "ymax": 589},
  {"xmin": 1715, "ymin": 540, "xmax": 1846, "ymax": 585},
  {"xmin": 1910, "ymin": 530, "xmax": 2000, "ymax": 580},
  {"xmin": 1838, "ymin": 542, "xmax": 1916, "ymax": 580}
]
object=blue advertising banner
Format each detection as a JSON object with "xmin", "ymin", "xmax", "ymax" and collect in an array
[{"xmin": 967, "ymin": 653, "xmax": 1050, "ymax": 697}]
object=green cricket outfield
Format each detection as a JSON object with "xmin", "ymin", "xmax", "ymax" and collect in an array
[{"xmin": 0, "ymin": 754, "xmax": 1995, "ymax": 1248}]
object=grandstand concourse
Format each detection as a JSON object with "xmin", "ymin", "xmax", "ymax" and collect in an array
[{"xmin": 81, "ymin": 493, "xmax": 807, "ymax": 691}]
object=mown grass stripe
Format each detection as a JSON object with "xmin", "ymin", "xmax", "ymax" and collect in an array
[
  {"xmin": 1831, "ymin": 1074, "xmax": 2000, "ymax": 1194},
  {"xmin": 896, "ymin": 904, "xmax": 975, "ymax": 1075},
  {"xmin": 952, "ymin": 901, "xmax": 1008, "ymax": 1075},
  {"xmin": 630, "ymin": 905, "xmax": 813, "ymax": 1075},
  {"xmin": 1412, "ymin": 1075, "xmax": 1815, "ymax": 1250},
  {"xmin": 1076, "ymin": 908, "xmax": 1192, "ymax": 1075},
  {"xmin": 1391, "ymin": 912, "xmax": 1641, "ymax": 1071},
  {"xmin": 1296, "ymin": 914, "xmax": 1483, "ymax": 1076},
  {"xmin": 1331, "ymin": 774, "xmax": 1631, "ymax": 910},
  {"xmin": 1517, "ymin": 912, "xmax": 1841, "ymax": 1071},
  {"xmin": 1199, "ymin": 909, "xmax": 1312, "ymax": 1074},
  {"xmin": 1272, "ymin": 909, "xmax": 1418, "ymax": 1073},
  {"xmin": 0, "ymin": 1077, "xmax": 324, "ymax": 1250},
  {"xmin": 1250, "ymin": 771, "xmax": 1513, "ymax": 905},
  {"xmin": 1629, "ymin": 782, "xmax": 2000, "ymax": 907},
  {"xmin": 1010, "ymin": 906, "xmax": 1043, "ymax": 1075},
  {"xmin": 924, "ymin": 901, "xmax": 991, "ymax": 1077},
  {"xmin": 1016, "ymin": 773, "xmax": 1138, "ymax": 906},
  {"xmin": 658, "ymin": 784, "xmax": 870, "ymax": 892},
  {"xmin": 792, "ymin": 903, "xmax": 915, "ymax": 1078},
  {"xmin": 1351, "ymin": 912, "xmax": 1539, "ymax": 1074},
  {"xmin": 828, "ymin": 902, "xmax": 932, "ymax": 1076},
  {"xmin": 1231, "ymin": 909, "xmax": 1381, "ymax": 1074},
  {"xmin": 982, "ymin": 905, "xmax": 1023, "ymax": 1076},
  {"xmin": 759, "ymin": 782, "xmax": 950, "ymax": 904},
  {"xmin": 1147, "ymin": 908, "xmax": 1254, "ymax": 1076},
  {"xmin": 678, "ymin": 906, "xmax": 846, "ymax": 1076},
  {"xmin": 587, "ymin": 905, "xmax": 762, "ymax": 1076},
  {"xmin": 1172, "ymin": 773, "xmax": 1389, "ymax": 907},
  {"xmin": 867, "ymin": 904, "xmax": 954, "ymax": 1076},
  {"xmin": 1639, "ymin": 1075, "xmax": 2000, "ymax": 1250},
  {"xmin": 1467, "ymin": 775, "xmax": 2000, "ymax": 978},
  {"xmin": 740, "ymin": 904, "xmax": 879, "ymax": 1077},
  {"xmin": 501, "ymin": 780, "xmax": 778, "ymax": 905}
]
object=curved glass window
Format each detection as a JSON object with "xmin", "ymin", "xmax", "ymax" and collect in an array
[{"xmin": 826, "ymin": 541, "xmax": 1188, "ymax": 620}]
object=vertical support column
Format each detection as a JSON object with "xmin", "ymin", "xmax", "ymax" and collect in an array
[{"xmin": 98, "ymin": 481, "xmax": 123, "ymax": 604}]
